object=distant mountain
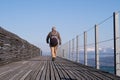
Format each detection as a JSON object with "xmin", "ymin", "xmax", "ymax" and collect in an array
[
  {"xmin": 87, "ymin": 56, "xmax": 114, "ymax": 66},
  {"xmin": 78, "ymin": 47, "xmax": 114, "ymax": 59},
  {"xmin": 83, "ymin": 56, "xmax": 114, "ymax": 73},
  {"xmin": 100, "ymin": 56, "xmax": 114, "ymax": 66}
]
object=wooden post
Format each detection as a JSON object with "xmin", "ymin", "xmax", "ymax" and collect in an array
[
  {"xmin": 95, "ymin": 24, "xmax": 99, "ymax": 69},
  {"xmin": 113, "ymin": 12, "xmax": 120, "ymax": 76},
  {"xmin": 84, "ymin": 32, "xmax": 87, "ymax": 65}
]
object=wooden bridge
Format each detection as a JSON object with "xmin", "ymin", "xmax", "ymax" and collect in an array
[{"xmin": 0, "ymin": 56, "xmax": 120, "ymax": 80}]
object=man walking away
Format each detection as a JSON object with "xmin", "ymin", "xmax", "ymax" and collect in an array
[{"xmin": 46, "ymin": 27, "xmax": 61, "ymax": 61}]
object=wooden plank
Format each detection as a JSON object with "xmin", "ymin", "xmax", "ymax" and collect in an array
[
  {"xmin": 20, "ymin": 70, "xmax": 32, "ymax": 80},
  {"xmin": 0, "ymin": 65, "xmax": 26, "ymax": 80},
  {"xmin": 50, "ymin": 61, "xmax": 55, "ymax": 80},
  {"xmin": 54, "ymin": 61, "xmax": 65, "ymax": 80},
  {"xmin": 15, "ymin": 61, "xmax": 39, "ymax": 80},
  {"xmin": 8, "ymin": 61, "xmax": 37, "ymax": 80},
  {"xmin": 57, "ymin": 57, "xmax": 120, "ymax": 80},
  {"xmin": 29, "ymin": 60, "xmax": 44, "ymax": 80},
  {"xmin": 58, "ymin": 61, "xmax": 77, "ymax": 80},
  {"xmin": 65, "ymin": 62, "xmax": 87, "ymax": 79},
  {"xmin": 56, "ymin": 62, "xmax": 70, "ymax": 79},
  {"xmin": 36, "ymin": 61, "xmax": 46, "ymax": 80},
  {"xmin": 45, "ymin": 61, "xmax": 50, "ymax": 80},
  {"xmin": 58, "ymin": 59, "xmax": 89, "ymax": 79},
  {"xmin": 52, "ymin": 62, "xmax": 60, "ymax": 80},
  {"xmin": 0, "ymin": 56, "xmax": 120, "ymax": 80}
]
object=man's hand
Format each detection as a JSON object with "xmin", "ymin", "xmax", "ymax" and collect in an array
[
  {"xmin": 59, "ymin": 42, "xmax": 61, "ymax": 45},
  {"xmin": 47, "ymin": 41, "xmax": 49, "ymax": 44}
]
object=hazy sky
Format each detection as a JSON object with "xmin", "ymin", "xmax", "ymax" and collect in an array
[{"xmin": 0, "ymin": 0, "xmax": 120, "ymax": 53}]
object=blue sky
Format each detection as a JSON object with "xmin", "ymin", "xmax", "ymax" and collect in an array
[{"xmin": 0, "ymin": 0, "xmax": 120, "ymax": 53}]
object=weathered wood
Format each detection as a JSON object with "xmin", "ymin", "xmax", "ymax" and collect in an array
[
  {"xmin": 52, "ymin": 62, "xmax": 60, "ymax": 80},
  {"xmin": 45, "ymin": 61, "xmax": 50, "ymax": 80},
  {"xmin": 0, "ymin": 56, "xmax": 120, "ymax": 80}
]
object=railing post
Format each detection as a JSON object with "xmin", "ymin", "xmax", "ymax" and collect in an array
[
  {"xmin": 72, "ymin": 38, "xmax": 75, "ymax": 61},
  {"xmin": 63, "ymin": 49, "xmax": 65, "ymax": 58},
  {"xmin": 66, "ymin": 42, "xmax": 69, "ymax": 59},
  {"xmin": 76, "ymin": 35, "xmax": 79, "ymax": 62},
  {"xmin": 95, "ymin": 24, "xmax": 99, "ymax": 69},
  {"xmin": 57, "ymin": 46, "xmax": 61, "ymax": 57},
  {"xmin": 113, "ymin": 12, "xmax": 120, "ymax": 76},
  {"xmin": 69, "ymin": 40, "xmax": 71, "ymax": 60},
  {"xmin": 84, "ymin": 32, "xmax": 87, "ymax": 65}
]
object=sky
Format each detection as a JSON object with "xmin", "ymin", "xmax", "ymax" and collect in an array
[{"xmin": 0, "ymin": 0, "xmax": 120, "ymax": 53}]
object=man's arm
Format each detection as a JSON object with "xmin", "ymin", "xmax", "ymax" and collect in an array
[
  {"xmin": 58, "ymin": 32, "xmax": 61, "ymax": 45},
  {"xmin": 46, "ymin": 32, "xmax": 50, "ymax": 44}
]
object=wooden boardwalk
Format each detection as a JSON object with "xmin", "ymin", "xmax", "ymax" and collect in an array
[{"xmin": 0, "ymin": 56, "xmax": 120, "ymax": 80}]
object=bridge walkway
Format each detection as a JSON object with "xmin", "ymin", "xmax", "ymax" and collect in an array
[{"xmin": 0, "ymin": 56, "xmax": 120, "ymax": 80}]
